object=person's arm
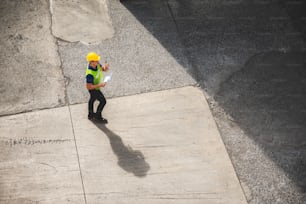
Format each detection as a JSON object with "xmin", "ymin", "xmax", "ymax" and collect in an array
[
  {"xmin": 86, "ymin": 74, "xmax": 106, "ymax": 90},
  {"xmin": 86, "ymin": 82, "xmax": 106, "ymax": 90}
]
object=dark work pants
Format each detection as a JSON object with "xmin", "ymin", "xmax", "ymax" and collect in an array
[{"xmin": 88, "ymin": 89, "xmax": 106, "ymax": 118}]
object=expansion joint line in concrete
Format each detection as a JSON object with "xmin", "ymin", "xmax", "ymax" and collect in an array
[
  {"xmin": 46, "ymin": 0, "xmax": 69, "ymax": 105},
  {"xmin": 164, "ymin": 0, "xmax": 203, "ymax": 85},
  {"xmin": 68, "ymin": 104, "xmax": 88, "ymax": 204},
  {"xmin": 164, "ymin": 3, "xmax": 247, "ymax": 196},
  {"xmin": 46, "ymin": 1, "xmax": 87, "ymax": 203},
  {"xmin": 165, "ymin": 0, "xmax": 179, "ymax": 33}
]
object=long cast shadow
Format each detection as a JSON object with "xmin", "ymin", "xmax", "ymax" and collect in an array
[{"xmin": 92, "ymin": 122, "xmax": 150, "ymax": 177}]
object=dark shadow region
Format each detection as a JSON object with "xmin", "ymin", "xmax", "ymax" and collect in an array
[
  {"xmin": 215, "ymin": 51, "xmax": 306, "ymax": 191},
  {"xmin": 93, "ymin": 122, "xmax": 150, "ymax": 177},
  {"xmin": 119, "ymin": 0, "xmax": 306, "ymax": 200}
]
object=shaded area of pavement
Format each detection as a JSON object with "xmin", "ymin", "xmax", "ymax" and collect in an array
[
  {"xmin": 216, "ymin": 51, "xmax": 306, "ymax": 190},
  {"xmin": 279, "ymin": 0, "xmax": 306, "ymax": 43},
  {"xmin": 0, "ymin": 0, "xmax": 66, "ymax": 116},
  {"xmin": 121, "ymin": 0, "xmax": 306, "ymax": 95},
  {"xmin": 120, "ymin": 0, "xmax": 306, "ymax": 203},
  {"xmin": 0, "ymin": 87, "xmax": 247, "ymax": 203}
]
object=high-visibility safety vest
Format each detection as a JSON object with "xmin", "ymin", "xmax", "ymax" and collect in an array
[{"xmin": 85, "ymin": 64, "xmax": 103, "ymax": 90}]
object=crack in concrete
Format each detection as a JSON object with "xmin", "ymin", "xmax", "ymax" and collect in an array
[{"xmin": 46, "ymin": 0, "xmax": 68, "ymax": 106}]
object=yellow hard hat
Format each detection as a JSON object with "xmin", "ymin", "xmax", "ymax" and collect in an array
[{"xmin": 86, "ymin": 52, "xmax": 100, "ymax": 62}]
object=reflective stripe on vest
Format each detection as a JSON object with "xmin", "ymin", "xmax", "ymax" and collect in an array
[{"xmin": 85, "ymin": 64, "xmax": 103, "ymax": 90}]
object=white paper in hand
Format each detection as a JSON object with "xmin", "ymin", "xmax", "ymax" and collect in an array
[{"xmin": 103, "ymin": 72, "xmax": 112, "ymax": 83}]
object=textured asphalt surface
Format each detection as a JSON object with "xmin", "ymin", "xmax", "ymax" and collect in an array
[
  {"xmin": 120, "ymin": 0, "xmax": 306, "ymax": 203},
  {"xmin": 58, "ymin": 0, "xmax": 195, "ymax": 105},
  {"xmin": 0, "ymin": 0, "xmax": 305, "ymax": 203}
]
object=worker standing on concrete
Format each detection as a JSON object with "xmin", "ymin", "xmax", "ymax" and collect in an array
[{"xmin": 85, "ymin": 52, "xmax": 109, "ymax": 123}]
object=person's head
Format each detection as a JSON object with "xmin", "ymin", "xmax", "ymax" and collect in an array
[
  {"xmin": 89, "ymin": 61, "xmax": 99, "ymax": 68},
  {"xmin": 86, "ymin": 52, "xmax": 100, "ymax": 68}
]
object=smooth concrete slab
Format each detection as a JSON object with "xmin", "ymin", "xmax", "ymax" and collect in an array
[
  {"xmin": 0, "ymin": 107, "xmax": 84, "ymax": 203},
  {"xmin": 51, "ymin": 0, "xmax": 114, "ymax": 44},
  {"xmin": 70, "ymin": 86, "xmax": 247, "ymax": 203},
  {"xmin": 0, "ymin": 0, "xmax": 66, "ymax": 116}
]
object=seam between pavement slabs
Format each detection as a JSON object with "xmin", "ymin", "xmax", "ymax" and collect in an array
[
  {"xmin": 165, "ymin": 1, "xmax": 247, "ymax": 201},
  {"xmin": 165, "ymin": 0, "xmax": 179, "ymax": 33},
  {"xmin": 165, "ymin": 0, "xmax": 203, "ymax": 87},
  {"xmin": 67, "ymin": 104, "xmax": 88, "ymax": 204},
  {"xmin": 165, "ymin": 0, "xmax": 247, "ymax": 197},
  {"xmin": 47, "ymin": 0, "xmax": 87, "ymax": 203},
  {"xmin": 202, "ymin": 93, "xmax": 249, "ymax": 203}
]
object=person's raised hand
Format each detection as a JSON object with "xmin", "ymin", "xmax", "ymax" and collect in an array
[
  {"xmin": 99, "ymin": 82, "xmax": 107, "ymax": 87},
  {"xmin": 102, "ymin": 63, "xmax": 109, "ymax": 71}
]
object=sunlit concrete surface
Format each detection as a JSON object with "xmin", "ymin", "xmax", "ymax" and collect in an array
[
  {"xmin": 70, "ymin": 86, "xmax": 246, "ymax": 203},
  {"xmin": 58, "ymin": 0, "xmax": 196, "ymax": 104},
  {"xmin": 0, "ymin": 107, "xmax": 85, "ymax": 203},
  {"xmin": 0, "ymin": 86, "xmax": 247, "ymax": 203},
  {"xmin": 50, "ymin": 0, "xmax": 114, "ymax": 43}
]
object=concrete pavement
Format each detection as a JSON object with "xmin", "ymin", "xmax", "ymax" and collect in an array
[
  {"xmin": 51, "ymin": 0, "xmax": 114, "ymax": 43},
  {"xmin": 2, "ymin": 0, "xmax": 305, "ymax": 203},
  {"xmin": 0, "ymin": 106, "xmax": 85, "ymax": 203},
  {"xmin": 120, "ymin": 1, "xmax": 306, "ymax": 203},
  {"xmin": 58, "ymin": 0, "xmax": 196, "ymax": 105},
  {"xmin": 0, "ymin": 86, "xmax": 247, "ymax": 204},
  {"xmin": 0, "ymin": 0, "xmax": 65, "ymax": 116}
]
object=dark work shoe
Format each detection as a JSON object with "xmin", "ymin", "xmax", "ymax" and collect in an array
[
  {"xmin": 96, "ymin": 117, "xmax": 108, "ymax": 124},
  {"xmin": 93, "ymin": 113, "xmax": 108, "ymax": 123},
  {"xmin": 88, "ymin": 114, "xmax": 94, "ymax": 120}
]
